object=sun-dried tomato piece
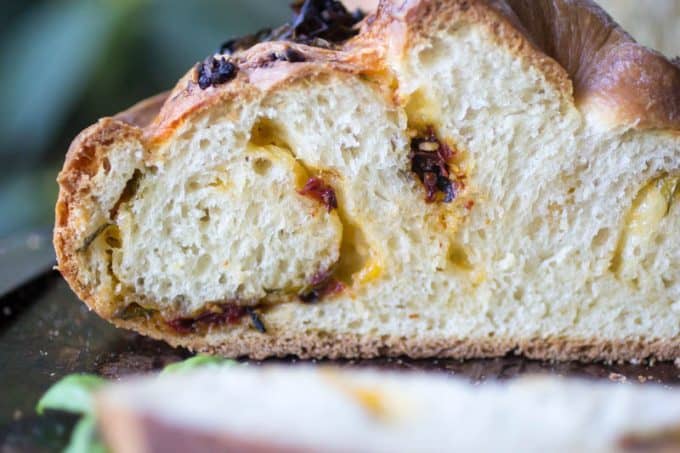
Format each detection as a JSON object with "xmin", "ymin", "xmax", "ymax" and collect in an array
[
  {"xmin": 298, "ymin": 177, "xmax": 338, "ymax": 212},
  {"xmin": 166, "ymin": 317, "xmax": 194, "ymax": 334},
  {"xmin": 299, "ymin": 269, "xmax": 345, "ymax": 303},
  {"xmin": 288, "ymin": 0, "xmax": 364, "ymax": 44},
  {"xmin": 196, "ymin": 57, "xmax": 238, "ymax": 90},
  {"xmin": 167, "ymin": 303, "xmax": 246, "ymax": 333},
  {"xmin": 219, "ymin": 0, "xmax": 364, "ymax": 55},
  {"xmin": 410, "ymin": 126, "xmax": 459, "ymax": 203}
]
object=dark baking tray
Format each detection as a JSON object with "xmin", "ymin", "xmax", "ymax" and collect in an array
[{"xmin": 1, "ymin": 267, "xmax": 678, "ymax": 451}]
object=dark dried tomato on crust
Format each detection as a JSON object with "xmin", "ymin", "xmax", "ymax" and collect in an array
[
  {"xmin": 263, "ymin": 47, "xmax": 307, "ymax": 66},
  {"xmin": 287, "ymin": 0, "xmax": 364, "ymax": 44},
  {"xmin": 219, "ymin": 0, "xmax": 364, "ymax": 55},
  {"xmin": 277, "ymin": 47, "xmax": 307, "ymax": 62},
  {"xmin": 220, "ymin": 28, "xmax": 275, "ymax": 55},
  {"xmin": 204, "ymin": 0, "xmax": 364, "ymax": 87},
  {"xmin": 196, "ymin": 56, "xmax": 237, "ymax": 90}
]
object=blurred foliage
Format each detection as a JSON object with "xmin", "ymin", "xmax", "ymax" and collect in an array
[{"xmin": 0, "ymin": 0, "xmax": 290, "ymax": 237}]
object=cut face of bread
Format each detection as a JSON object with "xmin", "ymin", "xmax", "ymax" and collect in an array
[
  {"xmin": 96, "ymin": 365, "xmax": 680, "ymax": 453},
  {"xmin": 54, "ymin": 0, "xmax": 680, "ymax": 361}
]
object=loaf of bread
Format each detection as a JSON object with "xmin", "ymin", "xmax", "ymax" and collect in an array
[
  {"xmin": 54, "ymin": 0, "xmax": 680, "ymax": 362},
  {"xmin": 97, "ymin": 365, "xmax": 680, "ymax": 453}
]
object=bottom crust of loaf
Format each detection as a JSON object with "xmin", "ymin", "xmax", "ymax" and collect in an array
[{"xmin": 111, "ymin": 318, "xmax": 678, "ymax": 363}]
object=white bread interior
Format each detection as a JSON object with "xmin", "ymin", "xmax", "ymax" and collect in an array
[
  {"xmin": 54, "ymin": 0, "xmax": 680, "ymax": 361},
  {"xmin": 375, "ymin": 1, "xmax": 680, "ymax": 351},
  {"xmin": 97, "ymin": 365, "xmax": 680, "ymax": 453}
]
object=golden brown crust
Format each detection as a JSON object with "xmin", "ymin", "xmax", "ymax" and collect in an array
[
  {"xmin": 54, "ymin": 90, "xmax": 174, "ymax": 316},
  {"xmin": 109, "ymin": 314, "xmax": 679, "ymax": 362},
  {"xmin": 374, "ymin": 0, "xmax": 680, "ymax": 130},
  {"xmin": 498, "ymin": 0, "xmax": 680, "ymax": 130},
  {"xmin": 54, "ymin": 118, "xmax": 143, "ymax": 313},
  {"xmin": 55, "ymin": 0, "xmax": 680, "ymax": 362},
  {"xmin": 144, "ymin": 42, "xmax": 361, "ymax": 146}
]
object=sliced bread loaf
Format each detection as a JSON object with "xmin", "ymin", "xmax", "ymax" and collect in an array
[{"xmin": 54, "ymin": 0, "xmax": 680, "ymax": 361}]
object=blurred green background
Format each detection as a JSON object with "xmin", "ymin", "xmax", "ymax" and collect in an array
[{"xmin": 0, "ymin": 0, "xmax": 291, "ymax": 237}]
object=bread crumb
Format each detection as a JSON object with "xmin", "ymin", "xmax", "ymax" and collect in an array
[{"xmin": 609, "ymin": 372, "xmax": 627, "ymax": 383}]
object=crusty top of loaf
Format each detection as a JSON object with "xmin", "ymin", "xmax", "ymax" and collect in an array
[
  {"xmin": 498, "ymin": 0, "xmax": 680, "ymax": 130},
  {"xmin": 373, "ymin": 0, "xmax": 679, "ymax": 130},
  {"xmin": 144, "ymin": 42, "xmax": 364, "ymax": 146},
  {"xmin": 112, "ymin": 0, "xmax": 680, "ymax": 143}
]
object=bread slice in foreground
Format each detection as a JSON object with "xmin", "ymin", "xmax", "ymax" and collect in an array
[
  {"xmin": 96, "ymin": 365, "xmax": 680, "ymax": 453},
  {"xmin": 54, "ymin": 0, "xmax": 680, "ymax": 362}
]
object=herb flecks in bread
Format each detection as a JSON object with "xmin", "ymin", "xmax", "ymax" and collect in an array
[{"xmin": 55, "ymin": 0, "xmax": 680, "ymax": 361}]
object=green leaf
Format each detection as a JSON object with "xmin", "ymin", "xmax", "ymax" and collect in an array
[
  {"xmin": 36, "ymin": 357, "xmax": 234, "ymax": 452},
  {"xmin": 161, "ymin": 355, "xmax": 235, "ymax": 375},
  {"xmin": 36, "ymin": 374, "xmax": 106, "ymax": 416},
  {"xmin": 65, "ymin": 415, "xmax": 107, "ymax": 453}
]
